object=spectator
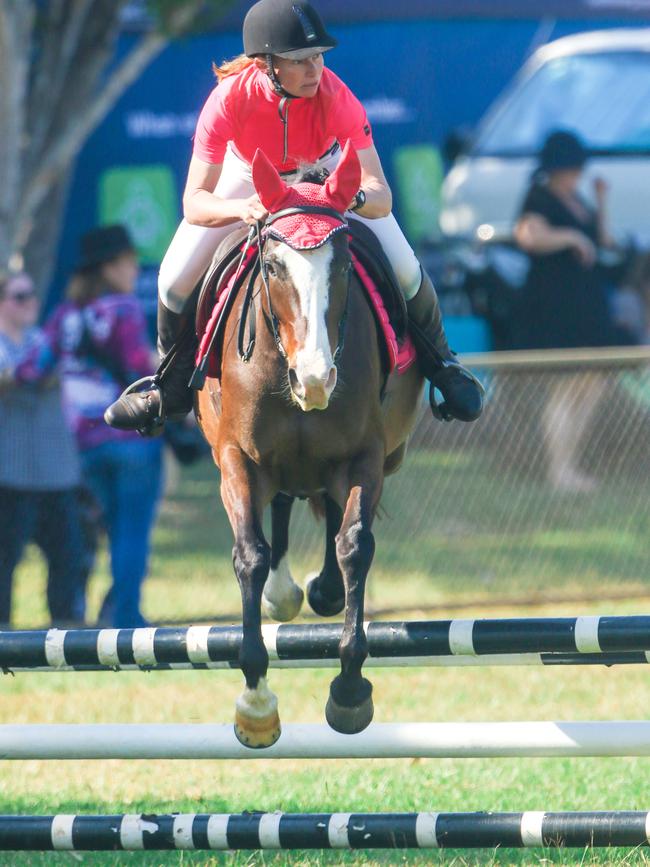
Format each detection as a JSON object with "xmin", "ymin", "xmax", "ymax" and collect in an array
[
  {"xmin": 17, "ymin": 226, "xmax": 164, "ymax": 627},
  {"xmin": 514, "ymin": 130, "xmax": 625, "ymax": 493},
  {"xmin": 0, "ymin": 272, "xmax": 84, "ymax": 626}
]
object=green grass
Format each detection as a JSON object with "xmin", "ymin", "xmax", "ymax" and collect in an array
[{"xmin": 3, "ymin": 454, "xmax": 650, "ymax": 864}]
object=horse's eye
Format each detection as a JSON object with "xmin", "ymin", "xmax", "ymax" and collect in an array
[{"xmin": 265, "ymin": 260, "xmax": 276, "ymax": 276}]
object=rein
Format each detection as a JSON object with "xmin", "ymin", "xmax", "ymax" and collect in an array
[{"xmin": 236, "ymin": 210, "xmax": 350, "ymax": 366}]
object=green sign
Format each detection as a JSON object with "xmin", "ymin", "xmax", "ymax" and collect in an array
[
  {"xmin": 99, "ymin": 165, "xmax": 178, "ymax": 265},
  {"xmin": 392, "ymin": 145, "xmax": 444, "ymax": 244}
]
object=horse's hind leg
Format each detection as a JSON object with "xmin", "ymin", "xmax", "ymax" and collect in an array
[
  {"xmin": 306, "ymin": 495, "xmax": 345, "ymax": 616},
  {"xmin": 220, "ymin": 450, "xmax": 280, "ymax": 748},
  {"xmin": 262, "ymin": 493, "xmax": 304, "ymax": 622},
  {"xmin": 326, "ymin": 452, "xmax": 383, "ymax": 735}
]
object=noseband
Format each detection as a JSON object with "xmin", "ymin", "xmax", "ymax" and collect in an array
[{"xmin": 237, "ymin": 207, "xmax": 351, "ymax": 365}]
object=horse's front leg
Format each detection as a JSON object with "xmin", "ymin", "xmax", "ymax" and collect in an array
[
  {"xmin": 326, "ymin": 449, "xmax": 383, "ymax": 734},
  {"xmin": 220, "ymin": 449, "xmax": 280, "ymax": 748},
  {"xmin": 262, "ymin": 493, "xmax": 304, "ymax": 622}
]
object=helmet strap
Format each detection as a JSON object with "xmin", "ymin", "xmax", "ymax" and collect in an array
[{"xmin": 265, "ymin": 54, "xmax": 294, "ymax": 99}]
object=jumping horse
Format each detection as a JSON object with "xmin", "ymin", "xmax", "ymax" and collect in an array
[{"xmin": 195, "ymin": 141, "xmax": 424, "ymax": 747}]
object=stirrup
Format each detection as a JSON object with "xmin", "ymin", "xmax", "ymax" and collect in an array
[
  {"xmin": 428, "ymin": 360, "xmax": 485, "ymax": 423},
  {"xmin": 116, "ymin": 375, "xmax": 166, "ymax": 438}
]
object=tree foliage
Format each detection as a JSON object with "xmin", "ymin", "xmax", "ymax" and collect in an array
[{"xmin": 0, "ymin": 0, "xmax": 234, "ymax": 290}]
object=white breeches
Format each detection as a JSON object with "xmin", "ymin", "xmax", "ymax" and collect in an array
[{"xmin": 159, "ymin": 144, "xmax": 422, "ymax": 313}]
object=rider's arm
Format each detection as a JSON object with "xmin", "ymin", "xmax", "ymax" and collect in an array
[
  {"xmin": 351, "ymin": 145, "xmax": 392, "ymax": 219},
  {"xmin": 183, "ymin": 156, "xmax": 268, "ymax": 227}
]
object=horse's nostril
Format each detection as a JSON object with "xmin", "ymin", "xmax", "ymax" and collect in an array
[
  {"xmin": 326, "ymin": 367, "xmax": 337, "ymax": 392},
  {"xmin": 289, "ymin": 368, "xmax": 304, "ymax": 398}
]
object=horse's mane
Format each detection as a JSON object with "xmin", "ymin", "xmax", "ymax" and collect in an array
[{"xmin": 292, "ymin": 163, "xmax": 331, "ymax": 186}]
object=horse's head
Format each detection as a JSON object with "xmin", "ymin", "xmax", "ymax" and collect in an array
[{"xmin": 251, "ymin": 141, "xmax": 361, "ymax": 411}]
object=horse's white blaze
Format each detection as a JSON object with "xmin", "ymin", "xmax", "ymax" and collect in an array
[{"xmin": 276, "ymin": 243, "xmax": 334, "ymax": 388}]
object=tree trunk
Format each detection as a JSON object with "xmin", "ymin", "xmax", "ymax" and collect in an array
[{"xmin": 0, "ymin": 0, "xmax": 212, "ymax": 295}]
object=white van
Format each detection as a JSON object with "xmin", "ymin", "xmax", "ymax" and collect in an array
[{"xmin": 440, "ymin": 29, "xmax": 650, "ymax": 245}]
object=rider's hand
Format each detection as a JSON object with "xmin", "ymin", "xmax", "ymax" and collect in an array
[
  {"xmin": 240, "ymin": 195, "xmax": 269, "ymax": 226},
  {"xmin": 570, "ymin": 231, "xmax": 597, "ymax": 268}
]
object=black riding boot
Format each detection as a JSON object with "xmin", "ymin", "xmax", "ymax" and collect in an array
[
  {"xmin": 407, "ymin": 269, "xmax": 484, "ymax": 422},
  {"xmin": 104, "ymin": 298, "xmax": 196, "ymax": 436}
]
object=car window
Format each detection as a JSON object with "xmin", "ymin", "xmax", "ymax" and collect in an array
[{"xmin": 475, "ymin": 51, "xmax": 650, "ymax": 155}]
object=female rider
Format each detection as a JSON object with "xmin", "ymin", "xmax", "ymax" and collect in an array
[{"xmin": 105, "ymin": 0, "xmax": 483, "ymax": 433}]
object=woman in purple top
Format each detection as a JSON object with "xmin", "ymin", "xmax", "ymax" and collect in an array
[{"xmin": 17, "ymin": 226, "xmax": 163, "ymax": 627}]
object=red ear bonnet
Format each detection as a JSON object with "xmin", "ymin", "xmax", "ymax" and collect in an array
[
  {"xmin": 251, "ymin": 142, "xmax": 361, "ymax": 249},
  {"xmin": 324, "ymin": 140, "xmax": 361, "ymax": 212},
  {"xmin": 252, "ymin": 149, "xmax": 290, "ymax": 212}
]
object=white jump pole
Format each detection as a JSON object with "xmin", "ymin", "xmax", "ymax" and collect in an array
[{"xmin": 4, "ymin": 721, "xmax": 650, "ymax": 760}]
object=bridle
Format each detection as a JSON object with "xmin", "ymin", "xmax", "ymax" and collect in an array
[{"xmin": 237, "ymin": 206, "xmax": 351, "ymax": 365}]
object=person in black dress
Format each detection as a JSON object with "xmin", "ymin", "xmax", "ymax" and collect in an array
[
  {"xmin": 514, "ymin": 131, "xmax": 617, "ymax": 493},
  {"xmin": 515, "ymin": 130, "xmax": 617, "ymax": 350}
]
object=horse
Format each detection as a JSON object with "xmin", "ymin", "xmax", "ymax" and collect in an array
[{"xmin": 195, "ymin": 141, "xmax": 424, "ymax": 748}]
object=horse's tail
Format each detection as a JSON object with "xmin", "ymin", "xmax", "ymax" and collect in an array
[{"xmin": 308, "ymin": 494, "xmax": 327, "ymax": 521}]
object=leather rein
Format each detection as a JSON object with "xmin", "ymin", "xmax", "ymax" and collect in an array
[{"xmin": 237, "ymin": 206, "xmax": 351, "ymax": 365}]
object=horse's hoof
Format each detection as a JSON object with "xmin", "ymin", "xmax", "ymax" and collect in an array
[
  {"xmin": 234, "ymin": 709, "xmax": 282, "ymax": 749},
  {"xmin": 306, "ymin": 573, "xmax": 345, "ymax": 617},
  {"xmin": 262, "ymin": 582, "xmax": 304, "ymax": 622},
  {"xmin": 325, "ymin": 675, "xmax": 374, "ymax": 734}
]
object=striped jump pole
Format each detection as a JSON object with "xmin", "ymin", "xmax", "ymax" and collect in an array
[
  {"xmin": 4, "ymin": 721, "xmax": 650, "ymax": 760},
  {"xmin": 3, "ymin": 811, "xmax": 650, "ymax": 851},
  {"xmin": 4, "ymin": 614, "xmax": 650, "ymax": 672}
]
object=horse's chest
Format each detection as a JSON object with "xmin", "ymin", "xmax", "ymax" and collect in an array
[
  {"xmin": 239, "ymin": 408, "xmax": 367, "ymax": 490},
  {"xmin": 256, "ymin": 413, "xmax": 361, "ymax": 459}
]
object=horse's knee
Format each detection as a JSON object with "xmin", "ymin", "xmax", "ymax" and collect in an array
[
  {"xmin": 233, "ymin": 540, "xmax": 271, "ymax": 588},
  {"xmin": 336, "ymin": 522, "xmax": 375, "ymax": 583}
]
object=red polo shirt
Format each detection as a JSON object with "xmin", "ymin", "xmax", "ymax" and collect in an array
[{"xmin": 193, "ymin": 64, "xmax": 373, "ymax": 172}]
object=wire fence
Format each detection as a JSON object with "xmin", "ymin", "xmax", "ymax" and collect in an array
[
  {"xmin": 12, "ymin": 346, "xmax": 650, "ymax": 626},
  {"xmin": 277, "ymin": 346, "xmax": 650, "ymax": 610}
]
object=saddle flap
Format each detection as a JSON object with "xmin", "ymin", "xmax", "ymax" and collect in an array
[
  {"xmin": 195, "ymin": 227, "xmax": 258, "ymax": 379},
  {"xmin": 348, "ymin": 220, "xmax": 409, "ymax": 342}
]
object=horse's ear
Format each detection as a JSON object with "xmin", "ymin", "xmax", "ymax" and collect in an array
[
  {"xmin": 251, "ymin": 149, "xmax": 289, "ymax": 211},
  {"xmin": 324, "ymin": 140, "xmax": 362, "ymax": 212}
]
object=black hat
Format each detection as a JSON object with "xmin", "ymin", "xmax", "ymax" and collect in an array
[
  {"xmin": 77, "ymin": 225, "xmax": 135, "ymax": 271},
  {"xmin": 539, "ymin": 130, "xmax": 588, "ymax": 172},
  {"xmin": 243, "ymin": 0, "xmax": 337, "ymax": 60}
]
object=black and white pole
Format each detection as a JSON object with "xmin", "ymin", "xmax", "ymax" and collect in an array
[
  {"xmin": 2, "ymin": 812, "xmax": 649, "ymax": 851},
  {"xmin": 3, "ymin": 615, "xmax": 650, "ymax": 672}
]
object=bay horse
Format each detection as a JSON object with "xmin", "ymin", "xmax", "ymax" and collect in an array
[{"xmin": 195, "ymin": 141, "xmax": 423, "ymax": 748}]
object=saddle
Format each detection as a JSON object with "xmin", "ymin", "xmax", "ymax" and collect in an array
[{"xmin": 195, "ymin": 223, "xmax": 416, "ymax": 381}]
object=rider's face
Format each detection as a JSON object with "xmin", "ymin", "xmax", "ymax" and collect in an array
[
  {"xmin": 272, "ymin": 53, "xmax": 324, "ymax": 98},
  {"xmin": 100, "ymin": 252, "xmax": 139, "ymax": 295}
]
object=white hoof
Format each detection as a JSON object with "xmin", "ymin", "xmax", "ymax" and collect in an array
[
  {"xmin": 262, "ymin": 556, "xmax": 304, "ymax": 622},
  {"xmin": 235, "ymin": 678, "xmax": 281, "ymax": 748}
]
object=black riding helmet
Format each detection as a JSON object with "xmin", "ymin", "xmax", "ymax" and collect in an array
[{"xmin": 243, "ymin": 0, "xmax": 337, "ymax": 60}]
